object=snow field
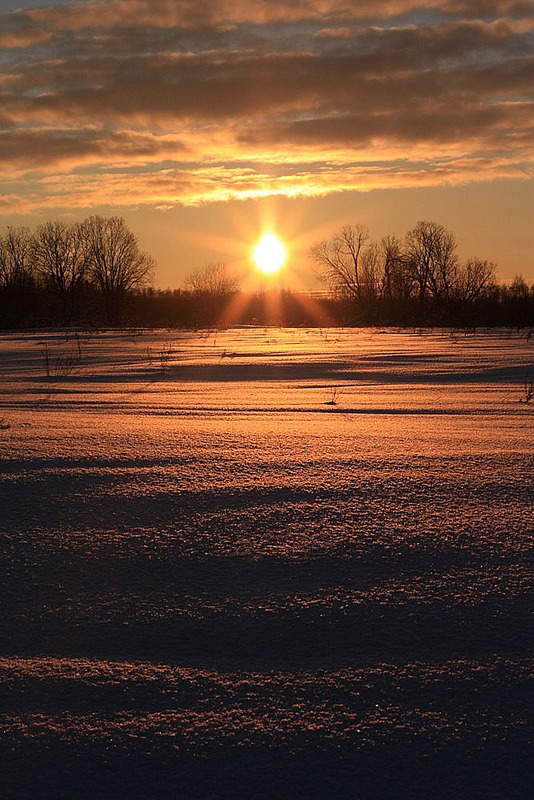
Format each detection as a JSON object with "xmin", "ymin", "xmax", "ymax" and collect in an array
[{"xmin": 0, "ymin": 327, "xmax": 532, "ymax": 799}]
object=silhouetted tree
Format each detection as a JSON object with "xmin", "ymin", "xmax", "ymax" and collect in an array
[
  {"xmin": 380, "ymin": 235, "xmax": 415, "ymax": 321},
  {"xmin": 184, "ymin": 262, "xmax": 238, "ymax": 295},
  {"xmin": 312, "ymin": 226, "xmax": 418, "ymax": 322},
  {"xmin": 183, "ymin": 262, "xmax": 239, "ymax": 326},
  {"xmin": 508, "ymin": 274, "xmax": 530, "ymax": 301},
  {"xmin": 0, "ymin": 226, "xmax": 36, "ymax": 326},
  {"xmin": 310, "ymin": 225, "xmax": 370, "ymax": 305},
  {"xmin": 85, "ymin": 216, "xmax": 154, "ymax": 323},
  {"xmin": 310, "ymin": 221, "xmax": 514, "ymax": 326},
  {"xmin": 405, "ymin": 220, "xmax": 458, "ymax": 309},
  {"xmin": 33, "ymin": 220, "xmax": 91, "ymax": 324},
  {"xmin": 503, "ymin": 275, "xmax": 532, "ymax": 328},
  {"xmin": 455, "ymin": 259, "xmax": 496, "ymax": 303},
  {"xmin": 0, "ymin": 226, "xmax": 34, "ymax": 291}
]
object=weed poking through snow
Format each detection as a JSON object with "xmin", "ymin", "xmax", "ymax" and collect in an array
[
  {"xmin": 41, "ymin": 340, "xmax": 83, "ymax": 379},
  {"xmin": 324, "ymin": 386, "xmax": 341, "ymax": 406},
  {"xmin": 519, "ymin": 370, "xmax": 533, "ymax": 404},
  {"xmin": 147, "ymin": 341, "xmax": 175, "ymax": 372}
]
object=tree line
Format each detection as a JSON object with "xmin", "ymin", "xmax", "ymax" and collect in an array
[
  {"xmin": 0, "ymin": 216, "xmax": 154, "ymax": 326},
  {"xmin": 310, "ymin": 220, "xmax": 532, "ymax": 326},
  {"xmin": 1, "ymin": 216, "xmax": 532, "ymax": 329}
]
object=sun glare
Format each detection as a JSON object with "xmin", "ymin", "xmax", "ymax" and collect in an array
[{"xmin": 253, "ymin": 233, "xmax": 287, "ymax": 275}]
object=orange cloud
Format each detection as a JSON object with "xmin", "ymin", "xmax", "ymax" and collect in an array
[
  {"xmin": 0, "ymin": 0, "xmax": 532, "ymax": 214},
  {"xmin": 0, "ymin": 150, "xmax": 526, "ymax": 216}
]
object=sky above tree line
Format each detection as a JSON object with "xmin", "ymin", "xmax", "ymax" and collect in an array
[{"xmin": 1, "ymin": 0, "xmax": 533, "ymax": 289}]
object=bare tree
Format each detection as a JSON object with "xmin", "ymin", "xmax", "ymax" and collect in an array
[
  {"xmin": 508, "ymin": 274, "xmax": 530, "ymax": 300},
  {"xmin": 33, "ymin": 220, "xmax": 91, "ymax": 324},
  {"xmin": 455, "ymin": 258, "xmax": 496, "ymax": 303},
  {"xmin": 359, "ymin": 242, "xmax": 382, "ymax": 308},
  {"xmin": 84, "ymin": 216, "xmax": 154, "ymax": 323},
  {"xmin": 310, "ymin": 224, "xmax": 370, "ymax": 301},
  {"xmin": 184, "ymin": 262, "xmax": 238, "ymax": 295},
  {"xmin": 184, "ymin": 262, "xmax": 239, "ymax": 326},
  {"xmin": 380, "ymin": 235, "xmax": 414, "ymax": 305},
  {"xmin": 405, "ymin": 220, "xmax": 458, "ymax": 306},
  {"xmin": 0, "ymin": 226, "xmax": 34, "ymax": 291}
]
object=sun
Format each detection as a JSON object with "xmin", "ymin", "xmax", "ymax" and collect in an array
[{"xmin": 253, "ymin": 233, "xmax": 287, "ymax": 275}]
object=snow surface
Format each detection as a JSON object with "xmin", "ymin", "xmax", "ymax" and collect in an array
[{"xmin": 0, "ymin": 327, "xmax": 532, "ymax": 799}]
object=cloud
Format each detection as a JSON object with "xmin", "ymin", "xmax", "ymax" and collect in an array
[
  {"xmin": 0, "ymin": 0, "xmax": 532, "ymax": 212},
  {"xmin": 247, "ymin": 105, "xmax": 533, "ymax": 150},
  {"xmin": 0, "ymin": 128, "xmax": 188, "ymax": 175},
  {"xmin": 0, "ymin": 10, "xmax": 51, "ymax": 48},
  {"xmin": 21, "ymin": 2, "xmax": 440, "ymax": 31},
  {"xmin": 11, "ymin": 1, "xmax": 533, "ymax": 38},
  {"xmin": 2, "ymin": 151, "xmax": 528, "ymax": 215},
  {"xmin": 0, "ymin": 28, "xmax": 51, "ymax": 49}
]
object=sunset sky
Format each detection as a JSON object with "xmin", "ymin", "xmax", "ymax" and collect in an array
[{"xmin": 1, "ymin": 0, "xmax": 533, "ymax": 288}]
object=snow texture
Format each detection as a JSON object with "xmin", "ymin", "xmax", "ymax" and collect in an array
[{"xmin": 0, "ymin": 327, "xmax": 532, "ymax": 799}]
